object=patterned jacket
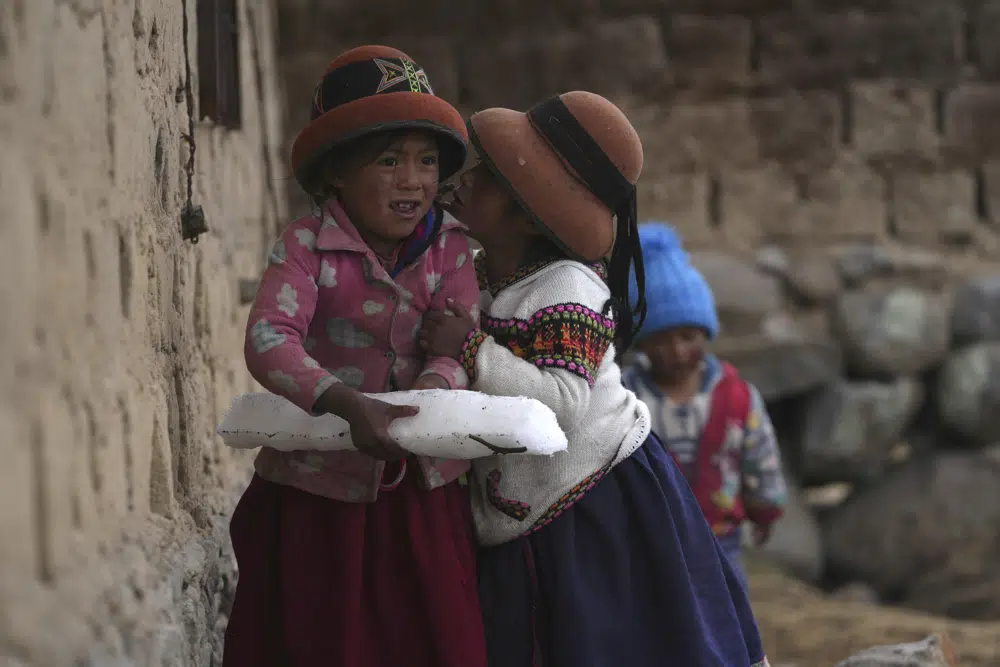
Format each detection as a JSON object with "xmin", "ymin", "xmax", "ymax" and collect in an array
[
  {"xmin": 622, "ymin": 354, "xmax": 787, "ymax": 537},
  {"xmin": 244, "ymin": 200, "xmax": 480, "ymax": 501}
]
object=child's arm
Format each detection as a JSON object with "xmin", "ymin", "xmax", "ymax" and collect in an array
[
  {"xmin": 740, "ymin": 385, "xmax": 788, "ymax": 528},
  {"xmin": 244, "ymin": 221, "xmax": 343, "ymax": 414},
  {"xmin": 460, "ymin": 266, "xmax": 611, "ymax": 431},
  {"xmin": 416, "ymin": 230, "xmax": 480, "ymax": 390}
]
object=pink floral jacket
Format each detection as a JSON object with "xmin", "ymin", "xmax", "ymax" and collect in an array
[{"xmin": 244, "ymin": 200, "xmax": 480, "ymax": 502}]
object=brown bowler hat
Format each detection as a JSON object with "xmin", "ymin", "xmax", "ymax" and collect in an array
[
  {"xmin": 467, "ymin": 91, "xmax": 643, "ymax": 262},
  {"xmin": 291, "ymin": 45, "xmax": 468, "ymax": 194}
]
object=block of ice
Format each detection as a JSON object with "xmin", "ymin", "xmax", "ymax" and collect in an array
[{"xmin": 217, "ymin": 389, "xmax": 568, "ymax": 458}]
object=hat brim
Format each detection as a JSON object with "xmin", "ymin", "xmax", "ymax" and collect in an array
[
  {"xmin": 468, "ymin": 108, "xmax": 614, "ymax": 262},
  {"xmin": 292, "ymin": 91, "xmax": 468, "ymax": 192}
]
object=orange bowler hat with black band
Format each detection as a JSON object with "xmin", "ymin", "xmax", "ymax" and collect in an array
[
  {"xmin": 290, "ymin": 45, "xmax": 469, "ymax": 194},
  {"xmin": 467, "ymin": 91, "xmax": 649, "ymax": 347},
  {"xmin": 467, "ymin": 91, "xmax": 643, "ymax": 263}
]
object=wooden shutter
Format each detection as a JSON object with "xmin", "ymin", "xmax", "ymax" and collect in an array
[{"xmin": 197, "ymin": 0, "xmax": 242, "ymax": 128}]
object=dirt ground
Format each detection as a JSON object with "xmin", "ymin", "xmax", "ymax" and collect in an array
[{"xmin": 746, "ymin": 559, "xmax": 1000, "ymax": 667}]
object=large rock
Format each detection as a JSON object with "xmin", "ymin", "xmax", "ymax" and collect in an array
[
  {"xmin": 748, "ymin": 475, "xmax": 824, "ymax": 583},
  {"xmin": 834, "ymin": 244, "xmax": 893, "ymax": 285},
  {"xmin": 835, "ymin": 635, "xmax": 956, "ymax": 667},
  {"xmin": 834, "ymin": 287, "xmax": 951, "ymax": 377},
  {"xmin": 823, "ymin": 451, "xmax": 1000, "ymax": 620},
  {"xmin": 714, "ymin": 334, "xmax": 842, "ymax": 402},
  {"xmin": 798, "ymin": 377, "xmax": 924, "ymax": 483},
  {"xmin": 937, "ymin": 343, "xmax": 1000, "ymax": 447},
  {"xmin": 689, "ymin": 251, "xmax": 786, "ymax": 335},
  {"xmin": 951, "ymin": 274, "xmax": 1000, "ymax": 344},
  {"xmin": 832, "ymin": 244, "xmax": 947, "ymax": 289},
  {"xmin": 756, "ymin": 245, "xmax": 843, "ymax": 304}
]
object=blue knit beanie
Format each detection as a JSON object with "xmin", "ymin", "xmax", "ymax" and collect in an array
[{"xmin": 628, "ymin": 222, "xmax": 720, "ymax": 340}]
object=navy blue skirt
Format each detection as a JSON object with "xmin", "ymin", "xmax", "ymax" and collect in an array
[{"xmin": 477, "ymin": 435, "xmax": 768, "ymax": 667}]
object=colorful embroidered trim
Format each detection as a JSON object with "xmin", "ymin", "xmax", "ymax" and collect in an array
[
  {"xmin": 483, "ymin": 303, "xmax": 616, "ymax": 386},
  {"xmin": 587, "ymin": 259, "xmax": 608, "ymax": 282},
  {"xmin": 474, "ymin": 249, "xmax": 489, "ymax": 291},
  {"xmin": 474, "ymin": 251, "xmax": 608, "ymax": 295},
  {"xmin": 379, "ymin": 460, "xmax": 407, "ymax": 491},
  {"xmin": 460, "ymin": 329, "xmax": 489, "ymax": 383},
  {"xmin": 486, "ymin": 469, "xmax": 531, "ymax": 521},
  {"xmin": 526, "ymin": 463, "xmax": 613, "ymax": 534}
]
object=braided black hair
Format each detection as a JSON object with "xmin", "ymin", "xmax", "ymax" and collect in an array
[{"xmin": 603, "ymin": 193, "xmax": 647, "ymax": 360}]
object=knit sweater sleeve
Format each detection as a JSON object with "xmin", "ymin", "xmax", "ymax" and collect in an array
[{"xmin": 460, "ymin": 263, "xmax": 615, "ymax": 432}]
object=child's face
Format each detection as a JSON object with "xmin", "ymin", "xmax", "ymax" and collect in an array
[
  {"xmin": 330, "ymin": 131, "xmax": 440, "ymax": 244},
  {"xmin": 638, "ymin": 326, "xmax": 708, "ymax": 381},
  {"xmin": 451, "ymin": 162, "xmax": 529, "ymax": 247}
]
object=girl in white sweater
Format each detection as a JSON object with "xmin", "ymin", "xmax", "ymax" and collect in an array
[{"xmin": 419, "ymin": 91, "xmax": 770, "ymax": 667}]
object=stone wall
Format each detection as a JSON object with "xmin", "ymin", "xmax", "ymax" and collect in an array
[
  {"xmin": 275, "ymin": 0, "xmax": 1000, "ymax": 260},
  {"xmin": 0, "ymin": 1, "xmax": 284, "ymax": 664}
]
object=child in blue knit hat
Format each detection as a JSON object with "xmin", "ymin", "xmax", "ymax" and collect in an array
[{"xmin": 623, "ymin": 222, "xmax": 788, "ymax": 588}]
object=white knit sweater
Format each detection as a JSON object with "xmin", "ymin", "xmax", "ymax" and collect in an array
[{"xmin": 462, "ymin": 258, "xmax": 651, "ymax": 546}]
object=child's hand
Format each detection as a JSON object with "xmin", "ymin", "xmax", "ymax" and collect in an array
[
  {"xmin": 342, "ymin": 394, "xmax": 418, "ymax": 461},
  {"xmin": 411, "ymin": 374, "xmax": 450, "ymax": 390},
  {"xmin": 419, "ymin": 298, "xmax": 478, "ymax": 359}
]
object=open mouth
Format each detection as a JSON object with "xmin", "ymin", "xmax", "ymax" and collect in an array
[{"xmin": 389, "ymin": 200, "xmax": 421, "ymax": 218}]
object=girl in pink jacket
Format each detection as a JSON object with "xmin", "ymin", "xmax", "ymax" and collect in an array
[{"xmin": 222, "ymin": 46, "xmax": 486, "ymax": 667}]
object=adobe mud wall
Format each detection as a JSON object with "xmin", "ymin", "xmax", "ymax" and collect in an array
[{"xmin": 0, "ymin": 1, "xmax": 284, "ymax": 664}]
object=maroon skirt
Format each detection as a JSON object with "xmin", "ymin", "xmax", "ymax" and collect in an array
[{"xmin": 222, "ymin": 464, "xmax": 487, "ymax": 667}]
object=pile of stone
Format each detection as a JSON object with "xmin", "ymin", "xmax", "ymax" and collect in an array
[
  {"xmin": 695, "ymin": 243, "xmax": 1000, "ymax": 621},
  {"xmin": 834, "ymin": 635, "xmax": 956, "ymax": 667}
]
